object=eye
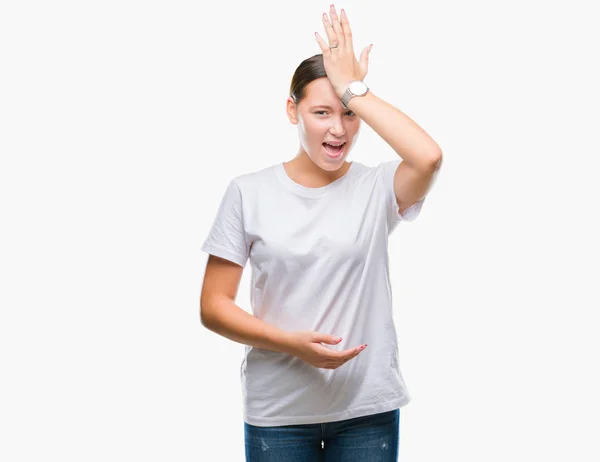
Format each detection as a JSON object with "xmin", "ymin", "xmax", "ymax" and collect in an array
[{"xmin": 314, "ymin": 110, "xmax": 356, "ymax": 116}]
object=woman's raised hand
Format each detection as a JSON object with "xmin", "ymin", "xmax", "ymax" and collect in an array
[
  {"xmin": 284, "ymin": 330, "xmax": 367, "ymax": 369},
  {"xmin": 314, "ymin": 5, "xmax": 372, "ymax": 99}
]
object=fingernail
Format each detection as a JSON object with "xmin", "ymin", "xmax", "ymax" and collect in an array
[
  {"xmin": 335, "ymin": 337, "xmax": 342, "ymax": 343},
  {"xmin": 341, "ymin": 9, "xmax": 346, "ymax": 18}
]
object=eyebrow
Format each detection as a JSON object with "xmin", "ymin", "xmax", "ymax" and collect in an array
[{"xmin": 310, "ymin": 105, "xmax": 350, "ymax": 110}]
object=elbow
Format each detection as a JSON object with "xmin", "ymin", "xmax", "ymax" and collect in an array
[
  {"xmin": 199, "ymin": 294, "xmax": 216, "ymax": 329},
  {"xmin": 200, "ymin": 308, "xmax": 216, "ymax": 331},
  {"xmin": 200, "ymin": 308, "xmax": 209, "ymax": 329},
  {"xmin": 200, "ymin": 293, "xmax": 229, "ymax": 331},
  {"xmin": 428, "ymin": 149, "xmax": 443, "ymax": 167},
  {"xmin": 423, "ymin": 150, "xmax": 443, "ymax": 172},
  {"xmin": 409, "ymin": 150, "xmax": 442, "ymax": 174}
]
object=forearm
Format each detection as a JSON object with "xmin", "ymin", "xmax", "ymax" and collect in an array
[
  {"xmin": 201, "ymin": 296, "xmax": 292, "ymax": 354},
  {"xmin": 343, "ymin": 89, "xmax": 442, "ymax": 168}
]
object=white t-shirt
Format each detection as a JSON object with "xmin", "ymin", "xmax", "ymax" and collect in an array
[{"xmin": 201, "ymin": 158, "xmax": 426, "ymax": 427}]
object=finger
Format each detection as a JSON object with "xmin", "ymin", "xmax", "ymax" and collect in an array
[
  {"xmin": 338, "ymin": 346, "xmax": 364, "ymax": 367},
  {"xmin": 324, "ymin": 347, "xmax": 350, "ymax": 361},
  {"xmin": 331, "ymin": 345, "xmax": 365, "ymax": 360},
  {"xmin": 314, "ymin": 31, "xmax": 330, "ymax": 55},
  {"xmin": 348, "ymin": 344, "xmax": 367, "ymax": 359},
  {"xmin": 339, "ymin": 8, "xmax": 353, "ymax": 51},
  {"xmin": 341, "ymin": 348, "xmax": 361, "ymax": 364},
  {"xmin": 321, "ymin": 12, "xmax": 339, "ymax": 49},
  {"xmin": 339, "ymin": 346, "xmax": 361, "ymax": 357},
  {"xmin": 328, "ymin": 5, "xmax": 346, "ymax": 48}
]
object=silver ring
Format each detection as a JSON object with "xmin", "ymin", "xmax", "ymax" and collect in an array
[{"xmin": 330, "ymin": 44, "xmax": 339, "ymax": 49}]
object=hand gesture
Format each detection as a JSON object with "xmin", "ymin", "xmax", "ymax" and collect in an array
[
  {"xmin": 285, "ymin": 330, "xmax": 367, "ymax": 370},
  {"xmin": 314, "ymin": 5, "xmax": 373, "ymax": 98}
]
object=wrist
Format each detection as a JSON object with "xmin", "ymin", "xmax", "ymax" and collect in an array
[
  {"xmin": 333, "ymin": 79, "xmax": 352, "ymax": 100},
  {"xmin": 339, "ymin": 80, "xmax": 370, "ymax": 108},
  {"xmin": 270, "ymin": 328, "xmax": 295, "ymax": 355},
  {"xmin": 334, "ymin": 86, "xmax": 347, "ymax": 100}
]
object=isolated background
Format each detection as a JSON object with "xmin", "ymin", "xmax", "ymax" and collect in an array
[{"xmin": 1, "ymin": 0, "xmax": 599, "ymax": 460}]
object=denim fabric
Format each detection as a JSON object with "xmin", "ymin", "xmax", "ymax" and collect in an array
[{"xmin": 244, "ymin": 408, "xmax": 400, "ymax": 461}]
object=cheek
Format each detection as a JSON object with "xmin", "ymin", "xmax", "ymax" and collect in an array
[
  {"xmin": 304, "ymin": 119, "xmax": 328, "ymax": 138},
  {"xmin": 347, "ymin": 122, "xmax": 360, "ymax": 138},
  {"xmin": 348, "ymin": 118, "xmax": 361, "ymax": 130}
]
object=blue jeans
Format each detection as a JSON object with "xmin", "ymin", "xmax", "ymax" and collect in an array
[{"xmin": 244, "ymin": 408, "xmax": 400, "ymax": 462}]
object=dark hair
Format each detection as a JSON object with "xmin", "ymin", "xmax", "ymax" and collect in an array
[{"xmin": 289, "ymin": 54, "xmax": 327, "ymax": 105}]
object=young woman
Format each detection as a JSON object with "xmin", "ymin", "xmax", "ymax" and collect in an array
[{"xmin": 200, "ymin": 5, "xmax": 442, "ymax": 461}]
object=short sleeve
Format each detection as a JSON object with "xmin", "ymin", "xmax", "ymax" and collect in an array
[
  {"xmin": 378, "ymin": 159, "xmax": 426, "ymax": 227},
  {"xmin": 201, "ymin": 179, "xmax": 249, "ymax": 268}
]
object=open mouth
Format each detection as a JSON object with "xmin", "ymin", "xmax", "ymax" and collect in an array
[{"xmin": 322, "ymin": 142, "xmax": 346, "ymax": 157}]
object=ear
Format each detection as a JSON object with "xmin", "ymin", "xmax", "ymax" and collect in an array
[{"xmin": 286, "ymin": 97, "xmax": 299, "ymax": 125}]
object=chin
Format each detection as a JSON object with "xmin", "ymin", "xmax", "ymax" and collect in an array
[
  {"xmin": 319, "ymin": 149, "xmax": 347, "ymax": 168},
  {"xmin": 315, "ymin": 156, "xmax": 344, "ymax": 171},
  {"xmin": 306, "ymin": 146, "xmax": 348, "ymax": 171},
  {"xmin": 324, "ymin": 152, "xmax": 348, "ymax": 167},
  {"xmin": 324, "ymin": 156, "xmax": 346, "ymax": 172}
]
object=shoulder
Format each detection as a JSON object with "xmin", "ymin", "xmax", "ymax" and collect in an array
[
  {"xmin": 349, "ymin": 159, "xmax": 397, "ymax": 183},
  {"xmin": 352, "ymin": 159, "xmax": 398, "ymax": 173},
  {"xmin": 229, "ymin": 163, "xmax": 279, "ymax": 195}
]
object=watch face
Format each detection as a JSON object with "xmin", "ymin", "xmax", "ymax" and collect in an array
[{"xmin": 349, "ymin": 80, "xmax": 368, "ymax": 96}]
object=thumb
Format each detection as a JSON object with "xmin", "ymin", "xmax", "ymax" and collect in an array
[
  {"xmin": 360, "ymin": 44, "xmax": 372, "ymax": 77},
  {"xmin": 316, "ymin": 333, "xmax": 343, "ymax": 345}
]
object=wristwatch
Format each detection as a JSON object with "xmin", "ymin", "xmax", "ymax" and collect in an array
[{"xmin": 341, "ymin": 80, "xmax": 369, "ymax": 108}]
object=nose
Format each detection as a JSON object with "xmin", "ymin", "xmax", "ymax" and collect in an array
[{"xmin": 329, "ymin": 117, "xmax": 346, "ymax": 138}]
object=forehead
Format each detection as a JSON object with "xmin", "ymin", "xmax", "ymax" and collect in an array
[{"xmin": 303, "ymin": 78, "xmax": 342, "ymax": 108}]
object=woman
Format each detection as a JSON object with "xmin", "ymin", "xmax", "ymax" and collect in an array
[{"xmin": 200, "ymin": 5, "xmax": 442, "ymax": 461}]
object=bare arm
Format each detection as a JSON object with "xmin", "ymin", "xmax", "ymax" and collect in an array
[
  {"xmin": 202, "ymin": 294, "xmax": 293, "ymax": 354},
  {"xmin": 200, "ymin": 255, "xmax": 293, "ymax": 354}
]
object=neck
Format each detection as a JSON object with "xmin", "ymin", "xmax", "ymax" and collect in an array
[{"xmin": 284, "ymin": 150, "xmax": 351, "ymax": 188}]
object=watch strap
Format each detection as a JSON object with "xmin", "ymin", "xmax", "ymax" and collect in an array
[
  {"xmin": 341, "ymin": 89, "xmax": 353, "ymax": 108},
  {"xmin": 341, "ymin": 81, "xmax": 369, "ymax": 108}
]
